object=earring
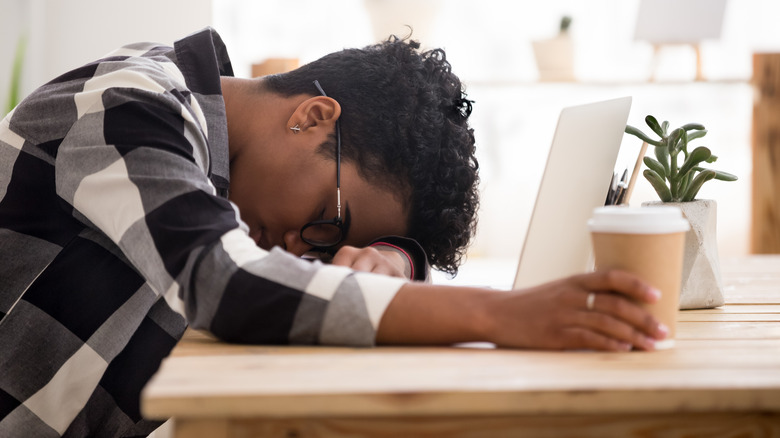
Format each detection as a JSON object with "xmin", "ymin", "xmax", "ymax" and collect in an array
[{"xmin": 290, "ymin": 124, "xmax": 301, "ymax": 134}]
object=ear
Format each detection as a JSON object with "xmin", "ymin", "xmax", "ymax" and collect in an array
[{"xmin": 287, "ymin": 96, "xmax": 341, "ymax": 139}]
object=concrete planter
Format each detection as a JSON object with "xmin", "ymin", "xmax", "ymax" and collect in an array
[{"xmin": 643, "ymin": 199, "xmax": 725, "ymax": 309}]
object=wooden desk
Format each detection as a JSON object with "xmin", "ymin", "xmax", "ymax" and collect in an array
[{"xmin": 142, "ymin": 256, "xmax": 780, "ymax": 437}]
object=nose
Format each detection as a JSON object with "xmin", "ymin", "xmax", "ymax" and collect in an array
[{"xmin": 283, "ymin": 230, "xmax": 314, "ymax": 257}]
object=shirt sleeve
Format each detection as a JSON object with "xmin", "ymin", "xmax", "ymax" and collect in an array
[{"xmin": 52, "ymin": 64, "xmax": 406, "ymax": 347}]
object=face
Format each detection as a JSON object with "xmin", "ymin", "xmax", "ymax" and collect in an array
[{"xmin": 228, "ymin": 146, "xmax": 409, "ymax": 257}]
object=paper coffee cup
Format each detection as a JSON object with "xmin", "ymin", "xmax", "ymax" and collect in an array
[{"xmin": 588, "ymin": 206, "xmax": 690, "ymax": 350}]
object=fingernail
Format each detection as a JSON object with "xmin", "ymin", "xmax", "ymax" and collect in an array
[
  {"xmin": 619, "ymin": 342, "xmax": 632, "ymax": 351},
  {"xmin": 648, "ymin": 288, "xmax": 662, "ymax": 302},
  {"xmin": 656, "ymin": 323, "xmax": 669, "ymax": 339},
  {"xmin": 643, "ymin": 336, "xmax": 656, "ymax": 351}
]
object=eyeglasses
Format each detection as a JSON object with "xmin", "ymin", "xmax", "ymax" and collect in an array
[{"xmin": 299, "ymin": 80, "xmax": 344, "ymax": 249}]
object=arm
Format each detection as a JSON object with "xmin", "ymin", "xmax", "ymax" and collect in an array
[
  {"xmin": 376, "ymin": 270, "xmax": 667, "ymax": 351},
  {"xmin": 52, "ymin": 69, "xmax": 405, "ymax": 347}
]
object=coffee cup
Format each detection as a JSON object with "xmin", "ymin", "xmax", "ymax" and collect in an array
[{"xmin": 588, "ymin": 206, "xmax": 690, "ymax": 350}]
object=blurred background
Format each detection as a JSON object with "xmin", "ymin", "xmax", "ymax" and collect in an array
[{"xmin": 2, "ymin": 0, "xmax": 779, "ymax": 288}]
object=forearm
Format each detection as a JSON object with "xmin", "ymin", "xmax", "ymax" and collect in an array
[
  {"xmin": 376, "ymin": 270, "xmax": 670, "ymax": 351},
  {"xmin": 375, "ymin": 282, "xmax": 495, "ymax": 345}
]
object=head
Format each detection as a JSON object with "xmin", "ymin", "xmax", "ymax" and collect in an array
[{"xmin": 264, "ymin": 36, "xmax": 479, "ymax": 275}]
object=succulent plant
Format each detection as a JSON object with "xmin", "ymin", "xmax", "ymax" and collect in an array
[
  {"xmin": 625, "ymin": 115, "xmax": 737, "ymax": 202},
  {"xmin": 559, "ymin": 16, "xmax": 572, "ymax": 34}
]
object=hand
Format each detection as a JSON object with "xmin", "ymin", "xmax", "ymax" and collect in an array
[
  {"xmin": 482, "ymin": 270, "xmax": 668, "ymax": 351},
  {"xmin": 330, "ymin": 245, "xmax": 408, "ymax": 278}
]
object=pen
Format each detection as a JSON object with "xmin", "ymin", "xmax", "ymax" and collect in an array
[
  {"xmin": 615, "ymin": 180, "xmax": 628, "ymax": 205},
  {"xmin": 605, "ymin": 172, "xmax": 617, "ymax": 205},
  {"xmin": 616, "ymin": 169, "xmax": 628, "ymax": 205}
]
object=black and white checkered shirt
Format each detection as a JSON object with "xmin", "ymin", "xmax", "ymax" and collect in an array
[{"xmin": 0, "ymin": 28, "xmax": 409, "ymax": 437}]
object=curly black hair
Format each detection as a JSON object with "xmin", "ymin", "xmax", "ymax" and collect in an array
[{"xmin": 264, "ymin": 37, "xmax": 479, "ymax": 276}]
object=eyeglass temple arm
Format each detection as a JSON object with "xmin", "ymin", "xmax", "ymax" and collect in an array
[{"xmin": 313, "ymin": 80, "xmax": 342, "ymax": 219}]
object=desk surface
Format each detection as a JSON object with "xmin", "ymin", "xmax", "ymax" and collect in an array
[{"xmin": 141, "ymin": 256, "xmax": 780, "ymax": 433}]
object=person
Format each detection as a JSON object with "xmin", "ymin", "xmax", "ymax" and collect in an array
[{"xmin": 0, "ymin": 27, "xmax": 667, "ymax": 437}]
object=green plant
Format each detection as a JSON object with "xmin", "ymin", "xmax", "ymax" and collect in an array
[
  {"xmin": 625, "ymin": 115, "xmax": 737, "ymax": 202},
  {"xmin": 559, "ymin": 16, "xmax": 572, "ymax": 34},
  {"xmin": 5, "ymin": 35, "xmax": 26, "ymax": 117}
]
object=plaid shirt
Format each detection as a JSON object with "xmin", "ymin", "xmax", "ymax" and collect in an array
[{"xmin": 0, "ymin": 28, "xmax": 410, "ymax": 437}]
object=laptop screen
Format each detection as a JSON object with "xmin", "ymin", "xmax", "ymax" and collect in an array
[{"xmin": 513, "ymin": 97, "xmax": 632, "ymax": 289}]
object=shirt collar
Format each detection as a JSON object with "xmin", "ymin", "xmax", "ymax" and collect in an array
[{"xmin": 172, "ymin": 27, "xmax": 234, "ymax": 197}]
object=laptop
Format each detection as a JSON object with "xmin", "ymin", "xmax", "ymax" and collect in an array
[{"xmin": 512, "ymin": 97, "xmax": 632, "ymax": 289}]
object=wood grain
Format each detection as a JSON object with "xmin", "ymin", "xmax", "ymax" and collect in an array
[
  {"xmin": 142, "ymin": 257, "xmax": 780, "ymax": 437},
  {"xmin": 751, "ymin": 54, "xmax": 780, "ymax": 253},
  {"xmin": 175, "ymin": 413, "xmax": 780, "ymax": 438}
]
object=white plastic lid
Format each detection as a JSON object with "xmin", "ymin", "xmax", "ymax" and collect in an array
[{"xmin": 588, "ymin": 206, "xmax": 690, "ymax": 234}]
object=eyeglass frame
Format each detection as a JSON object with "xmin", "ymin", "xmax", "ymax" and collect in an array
[{"xmin": 298, "ymin": 80, "xmax": 344, "ymax": 250}]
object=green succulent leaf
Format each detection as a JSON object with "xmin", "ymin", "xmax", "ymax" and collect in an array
[
  {"xmin": 686, "ymin": 129, "xmax": 707, "ymax": 142},
  {"xmin": 643, "ymin": 156, "xmax": 666, "ymax": 178},
  {"xmin": 705, "ymin": 154, "xmax": 718, "ymax": 163},
  {"xmin": 645, "ymin": 115, "xmax": 664, "ymax": 137},
  {"xmin": 693, "ymin": 167, "xmax": 738, "ymax": 181},
  {"xmin": 681, "ymin": 123, "xmax": 705, "ymax": 131},
  {"xmin": 654, "ymin": 145, "xmax": 670, "ymax": 174},
  {"xmin": 680, "ymin": 169, "xmax": 697, "ymax": 199},
  {"xmin": 679, "ymin": 173, "xmax": 691, "ymax": 197},
  {"xmin": 681, "ymin": 170, "xmax": 716, "ymax": 202},
  {"xmin": 677, "ymin": 129, "xmax": 688, "ymax": 155},
  {"xmin": 678, "ymin": 146, "xmax": 712, "ymax": 178},
  {"xmin": 643, "ymin": 169, "xmax": 672, "ymax": 202},
  {"xmin": 625, "ymin": 125, "xmax": 663, "ymax": 146},
  {"xmin": 712, "ymin": 170, "xmax": 738, "ymax": 181},
  {"xmin": 661, "ymin": 121, "xmax": 670, "ymax": 135},
  {"xmin": 667, "ymin": 128, "xmax": 683, "ymax": 154}
]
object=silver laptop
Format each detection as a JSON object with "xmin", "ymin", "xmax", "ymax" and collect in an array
[{"xmin": 513, "ymin": 97, "xmax": 632, "ymax": 289}]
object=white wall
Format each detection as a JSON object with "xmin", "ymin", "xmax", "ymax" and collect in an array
[
  {"xmin": 0, "ymin": 0, "xmax": 212, "ymax": 110},
  {"xmin": 3, "ymin": 0, "xmax": 777, "ymax": 285},
  {"xmin": 213, "ymin": 0, "xmax": 780, "ymax": 82},
  {"xmin": 212, "ymin": 0, "xmax": 779, "ymax": 286}
]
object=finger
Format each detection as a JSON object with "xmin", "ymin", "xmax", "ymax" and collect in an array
[
  {"xmin": 331, "ymin": 247, "xmax": 405, "ymax": 277},
  {"xmin": 332, "ymin": 248, "xmax": 376, "ymax": 272},
  {"xmin": 372, "ymin": 246, "xmax": 410, "ymax": 278},
  {"xmin": 350, "ymin": 255, "xmax": 379, "ymax": 273},
  {"xmin": 562, "ymin": 327, "xmax": 633, "ymax": 352},
  {"xmin": 586, "ymin": 293, "xmax": 668, "ymax": 341},
  {"xmin": 330, "ymin": 246, "xmax": 359, "ymax": 267},
  {"xmin": 574, "ymin": 309, "xmax": 658, "ymax": 351},
  {"xmin": 353, "ymin": 253, "xmax": 404, "ymax": 277},
  {"xmin": 370, "ymin": 264, "xmax": 403, "ymax": 277},
  {"xmin": 576, "ymin": 270, "xmax": 661, "ymax": 304}
]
